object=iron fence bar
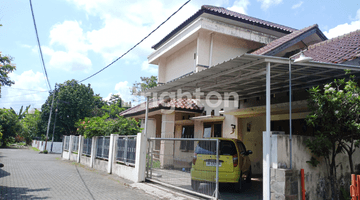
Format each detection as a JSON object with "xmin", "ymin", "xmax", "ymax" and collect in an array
[
  {"xmin": 146, "ymin": 140, "xmax": 150, "ymax": 178},
  {"xmin": 150, "ymin": 140, "xmax": 153, "ymax": 179},
  {"xmin": 147, "ymin": 179, "xmax": 214, "ymax": 200},
  {"xmin": 215, "ymin": 139, "xmax": 219, "ymax": 200},
  {"xmin": 124, "ymin": 137, "xmax": 128, "ymax": 163},
  {"xmin": 102, "ymin": 137, "xmax": 105, "ymax": 158}
]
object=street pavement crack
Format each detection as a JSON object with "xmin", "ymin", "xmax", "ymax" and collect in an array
[{"xmin": 75, "ymin": 164, "xmax": 95, "ymax": 200}]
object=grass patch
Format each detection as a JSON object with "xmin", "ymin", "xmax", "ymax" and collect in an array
[{"xmin": 32, "ymin": 147, "xmax": 40, "ymax": 152}]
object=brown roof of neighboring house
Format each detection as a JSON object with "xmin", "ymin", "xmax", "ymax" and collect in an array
[
  {"xmin": 303, "ymin": 29, "xmax": 360, "ymax": 64},
  {"xmin": 251, "ymin": 24, "xmax": 327, "ymax": 56},
  {"xmin": 152, "ymin": 5, "xmax": 297, "ymax": 50},
  {"xmin": 119, "ymin": 98, "xmax": 204, "ymax": 118}
]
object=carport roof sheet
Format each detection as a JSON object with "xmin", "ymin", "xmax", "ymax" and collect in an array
[{"xmin": 142, "ymin": 53, "xmax": 360, "ymax": 100}]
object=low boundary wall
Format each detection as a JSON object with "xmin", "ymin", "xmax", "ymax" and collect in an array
[
  {"xmin": 32, "ymin": 140, "xmax": 63, "ymax": 153},
  {"xmin": 61, "ymin": 133, "xmax": 146, "ymax": 183}
]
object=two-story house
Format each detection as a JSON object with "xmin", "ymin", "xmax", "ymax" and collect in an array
[{"xmin": 120, "ymin": 5, "xmax": 360, "ymax": 199}]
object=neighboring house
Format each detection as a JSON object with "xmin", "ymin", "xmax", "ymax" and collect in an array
[{"xmin": 121, "ymin": 5, "xmax": 360, "ymax": 199}]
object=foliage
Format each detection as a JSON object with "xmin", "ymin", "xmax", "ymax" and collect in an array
[
  {"xmin": 131, "ymin": 75, "xmax": 157, "ymax": 95},
  {"xmin": 21, "ymin": 109, "xmax": 41, "ymax": 145},
  {"xmin": 0, "ymin": 52, "xmax": 16, "ymax": 86},
  {"xmin": 0, "ymin": 108, "xmax": 23, "ymax": 146},
  {"xmin": 305, "ymin": 72, "xmax": 360, "ymax": 199},
  {"xmin": 39, "ymin": 80, "xmax": 97, "ymax": 141},
  {"xmin": 76, "ymin": 114, "xmax": 141, "ymax": 138},
  {"xmin": 10, "ymin": 105, "xmax": 31, "ymax": 120},
  {"xmin": 32, "ymin": 147, "xmax": 40, "ymax": 152},
  {"xmin": 306, "ymin": 156, "xmax": 321, "ymax": 167}
]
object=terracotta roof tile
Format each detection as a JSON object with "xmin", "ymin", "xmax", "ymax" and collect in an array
[
  {"xmin": 119, "ymin": 99, "xmax": 204, "ymax": 117},
  {"xmin": 201, "ymin": 5, "xmax": 296, "ymax": 33},
  {"xmin": 251, "ymin": 24, "xmax": 321, "ymax": 55},
  {"xmin": 304, "ymin": 29, "xmax": 360, "ymax": 64},
  {"xmin": 152, "ymin": 5, "xmax": 296, "ymax": 50}
]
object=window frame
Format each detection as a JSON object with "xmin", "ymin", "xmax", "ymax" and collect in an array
[
  {"xmin": 203, "ymin": 122, "xmax": 223, "ymax": 138},
  {"xmin": 180, "ymin": 125, "xmax": 194, "ymax": 152}
]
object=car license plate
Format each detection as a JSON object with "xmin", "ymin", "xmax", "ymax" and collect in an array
[{"xmin": 206, "ymin": 161, "xmax": 222, "ymax": 167}]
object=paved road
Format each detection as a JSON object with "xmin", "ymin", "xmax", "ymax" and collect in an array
[{"xmin": 0, "ymin": 148, "xmax": 156, "ymax": 200}]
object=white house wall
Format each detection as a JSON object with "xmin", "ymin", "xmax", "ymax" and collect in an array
[{"xmin": 163, "ymin": 40, "xmax": 197, "ymax": 83}]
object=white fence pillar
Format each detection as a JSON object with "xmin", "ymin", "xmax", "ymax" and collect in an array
[
  {"xmin": 107, "ymin": 134, "xmax": 117, "ymax": 174},
  {"xmin": 77, "ymin": 135, "xmax": 83, "ymax": 163},
  {"xmin": 68, "ymin": 135, "xmax": 74, "ymax": 160},
  {"xmin": 134, "ymin": 133, "xmax": 147, "ymax": 182},
  {"xmin": 90, "ymin": 136, "xmax": 97, "ymax": 168}
]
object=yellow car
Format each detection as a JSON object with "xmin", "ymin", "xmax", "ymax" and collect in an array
[{"xmin": 190, "ymin": 138, "xmax": 252, "ymax": 192}]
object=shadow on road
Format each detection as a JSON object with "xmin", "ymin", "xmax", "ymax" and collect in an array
[
  {"xmin": 0, "ymin": 186, "xmax": 50, "ymax": 199},
  {"xmin": 0, "ymin": 168, "xmax": 10, "ymax": 178}
]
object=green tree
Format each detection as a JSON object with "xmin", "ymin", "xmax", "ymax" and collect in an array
[
  {"xmin": 306, "ymin": 72, "xmax": 360, "ymax": 199},
  {"xmin": 10, "ymin": 105, "xmax": 31, "ymax": 120},
  {"xmin": 21, "ymin": 109, "xmax": 41, "ymax": 145},
  {"xmin": 0, "ymin": 108, "xmax": 22, "ymax": 146},
  {"xmin": 0, "ymin": 52, "xmax": 16, "ymax": 87},
  {"xmin": 39, "ymin": 80, "xmax": 96, "ymax": 141},
  {"xmin": 131, "ymin": 75, "xmax": 157, "ymax": 95},
  {"xmin": 76, "ymin": 114, "xmax": 141, "ymax": 138}
]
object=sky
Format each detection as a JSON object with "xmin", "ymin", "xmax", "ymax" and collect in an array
[{"xmin": 0, "ymin": 0, "xmax": 359, "ymax": 112}]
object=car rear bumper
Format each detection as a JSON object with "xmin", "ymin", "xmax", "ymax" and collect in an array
[{"xmin": 190, "ymin": 169, "xmax": 241, "ymax": 183}]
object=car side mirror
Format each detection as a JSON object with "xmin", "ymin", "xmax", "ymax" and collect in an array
[{"xmin": 247, "ymin": 150, "xmax": 253, "ymax": 155}]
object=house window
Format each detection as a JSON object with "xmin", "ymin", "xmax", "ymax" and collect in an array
[
  {"xmin": 203, "ymin": 123, "xmax": 222, "ymax": 138},
  {"xmin": 180, "ymin": 126, "xmax": 194, "ymax": 151}
]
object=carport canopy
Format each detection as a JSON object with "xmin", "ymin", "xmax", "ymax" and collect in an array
[
  {"xmin": 139, "ymin": 53, "xmax": 360, "ymax": 200},
  {"xmin": 141, "ymin": 53, "xmax": 360, "ymax": 99}
]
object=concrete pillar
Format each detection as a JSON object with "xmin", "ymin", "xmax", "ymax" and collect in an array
[
  {"xmin": 77, "ymin": 135, "xmax": 83, "ymax": 163},
  {"xmin": 90, "ymin": 136, "xmax": 97, "ymax": 168},
  {"xmin": 68, "ymin": 135, "xmax": 74, "ymax": 161},
  {"xmin": 160, "ymin": 113, "xmax": 175, "ymax": 168},
  {"xmin": 135, "ymin": 132, "xmax": 147, "ymax": 182},
  {"xmin": 107, "ymin": 134, "xmax": 117, "ymax": 174}
]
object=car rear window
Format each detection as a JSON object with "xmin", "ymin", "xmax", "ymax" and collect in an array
[{"xmin": 195, "ymin": 140, "xmax": 237, "ymax": 155}]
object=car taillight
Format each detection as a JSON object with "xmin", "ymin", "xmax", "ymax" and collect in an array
[
  {"xmin": 192, "ymin": 153, "xmax": 197, "ymax": 165},
  {"xmin": 233, "ymin": 154, "xmax": 238, "ymax": 167}
]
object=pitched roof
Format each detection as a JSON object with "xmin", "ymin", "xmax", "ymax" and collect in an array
[
  {"xmin": 119, "ymin": 98, "xmax": 204, "ymax": 118},
  {"xmin": 152, "ymin": 5, "xmax": 297, "ymax": 50},
  {"xmin": 251, "ymin": 24, "xmax": 327, "ymax": 56},
  {"xmin": 303, "ymin": 29, "xmax": 360, "ymax": 64}
]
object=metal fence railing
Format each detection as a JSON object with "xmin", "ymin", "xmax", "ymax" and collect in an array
[
  {"xmin": 82, "ymin": 138, "xmax": 92, "ymax": 156},
  {"xmin": 116, "ymin": 135, "xmax": 137, "ymax": 166},
  {"xmin": 64, "ymin": 136, "xmax": 70, "ymax": 151},
  {"xmin": 146, "ymin": 138, "xmax": 220, "ymax": 199},
  {"xmin": 96, "ymin": 136, "xmax": 110, "ymax": 159},
  {"xmin": 72, "ymin": 136, "xmax": 79, "ymax": 153}
]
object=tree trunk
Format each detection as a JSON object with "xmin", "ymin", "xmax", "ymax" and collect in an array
[{"xmin": 348, "ymin": 151, "xmax": 354, "ymax": 174}]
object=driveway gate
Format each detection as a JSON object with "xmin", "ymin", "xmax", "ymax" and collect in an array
[{"xmin": 146, "ymin": 138, "xmax": 220, "ymax": 200}]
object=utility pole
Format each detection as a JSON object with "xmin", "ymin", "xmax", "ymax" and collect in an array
[
  {"xmin": 51, "ymin": 104, "xmax": 58, "ymax": 153},
  {"xmin": 45, "ymin": 85, "xmax": 56, "ymax": 151}
]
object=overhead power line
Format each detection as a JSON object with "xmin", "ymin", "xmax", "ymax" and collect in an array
[
  {"xmin": 79, "ymin": 0, "xmax": 191, "ymax": 83},
  {"xmin": 29, "ymin": 0, "xmax": 52, "ymax": 91}
]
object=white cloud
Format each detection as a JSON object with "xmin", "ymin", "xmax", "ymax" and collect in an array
[
  {"xmin": 291, "ymin": 1, "xmax": 303, "ymax": 9},
  {"xmin": 141, "ymin": 61, "xmax": 158, "ymax": 74},
  {"xmin": 227, "ymin": 0, "xmax": 250, "ymax": 14},
  {"xmin": 0, "ymin": 70, "xmax": 48, "ymax": 110},
  {"xmin": 114, "ymin": 81, "xmax": 132, "ymax": 102},
  {"xmin": 42, "ymin": 46, "xmax": 92, "ymax": 72},
  {"xmin": 324, "ymin": 9, "xmax": 360, "ymax": 39},
  {"xmin": 257, "ymin": 0, "xmax": 282, "ymax": 10}
]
